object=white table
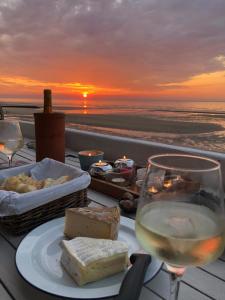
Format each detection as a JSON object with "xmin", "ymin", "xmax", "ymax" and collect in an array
[{"xmin": 0, "ymin": 145, "xmax": 225, "ymax": 300}]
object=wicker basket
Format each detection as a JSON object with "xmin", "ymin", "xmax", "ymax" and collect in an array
[{"xmin": 0, "ymin": 188, "xmax": 89, "ymax": 235}]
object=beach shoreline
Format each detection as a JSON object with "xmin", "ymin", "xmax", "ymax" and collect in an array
[{"xmin": 5, "ymin": 108, "xmax": 225, "ymax": 153}]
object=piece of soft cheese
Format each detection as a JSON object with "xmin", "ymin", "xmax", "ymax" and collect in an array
[
  {"xmin": 61, "ymin": 237, "xmax": 128, "ymax": 286},
  {"xmin": 64, "ymin": 206, "xmax": 120, "ymax": 240}
]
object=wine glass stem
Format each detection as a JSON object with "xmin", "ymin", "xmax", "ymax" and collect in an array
[
  {"xmin": 8, "ymin": 155, "xmax": 13, "ymax": 167},
  {"xmin": 169, "ymin": 272, "xmax": 182, "ymax": 300}
]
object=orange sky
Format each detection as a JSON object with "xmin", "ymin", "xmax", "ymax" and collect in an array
[
  {"xmin": 1, "ymin": 69, "xmax": 225, "ymax": 103},
  {"xmin": 0, "ymin": 1, "xmax": 225, "ymax": 103}
]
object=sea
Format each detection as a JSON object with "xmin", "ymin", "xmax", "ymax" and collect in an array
[{"xmin": 2, "ymin": 99, "xmax": 225, "ymax": 154}]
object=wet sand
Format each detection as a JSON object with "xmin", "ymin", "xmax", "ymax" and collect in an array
[
  {"xmin": 6, "ymin": 110, "xmax": 225, "ymax": 153},
  {"xmin": 65, "ymin": 113, "xmax": 225, "ymax": 153},
  {"xmin": 65, "ymin": 114, "xmax": 223, "ymax": 134}
]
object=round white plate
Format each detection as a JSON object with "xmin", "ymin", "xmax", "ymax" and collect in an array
[{"xmin": 16, "ymin": 216, "xmax": 162, "ymax": 299}]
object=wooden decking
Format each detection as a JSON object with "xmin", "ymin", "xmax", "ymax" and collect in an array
[{"xmin": 0, "ymin": 144, "xmax": 225, "ymax": 300}]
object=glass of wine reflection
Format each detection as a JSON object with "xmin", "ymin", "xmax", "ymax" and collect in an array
[
  {"xmin": 135, "ymin": 154, "xmax": 225, "ymax": 300},
  {"xmin": 0, "ymin": 120, "xmax": 24, "ymax": 168}
]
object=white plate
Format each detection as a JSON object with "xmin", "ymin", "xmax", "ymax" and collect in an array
[{"xmin": 16, "ymin": 216, "xmax": 162, "ymax": 299}]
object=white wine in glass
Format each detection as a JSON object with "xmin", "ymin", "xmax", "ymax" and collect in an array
[
  {"xmin": 135, "ymin": 154, "xmax": 225, "ymax": 300},
  {"xmin": 0, "ymin": 120, "xmax": 24, "ymax": 167}
]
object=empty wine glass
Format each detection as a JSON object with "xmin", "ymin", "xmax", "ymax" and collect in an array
[
  {"xmin": 0, "ymin": 120, "xmax": 24, "ymax": 167},
  {"xmin": 135, "ymin": 154, "xmax": 225, "ymax": 300}
]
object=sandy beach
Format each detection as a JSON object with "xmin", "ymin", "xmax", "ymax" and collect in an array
[
  {"xmin": 65, "ymin": 113, "xmax": 225, "ymax": 153},
  {"xmin": 65, "ymin": 114, "xmax": 223, "ymax": 134},
  {"xmin": 5, "ymin": 107, "xmax": 225, "ymax": 153}
]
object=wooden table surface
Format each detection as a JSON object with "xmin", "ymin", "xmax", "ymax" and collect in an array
[{"xmin": 0, "ymin": 145, "xmax": 225, "ymax": 300}]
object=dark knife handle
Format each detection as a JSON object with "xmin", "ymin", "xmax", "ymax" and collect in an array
[{"xmin": 115, "ymin": 253, "xmax": 152, "ymax": 300}]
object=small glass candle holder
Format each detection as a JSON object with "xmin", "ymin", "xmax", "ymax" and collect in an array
[
  {"xmin": 89, "ymin": 160, "xmax": 113, "ymax": 178},
  {"xmin": 105, "ymin": 167, "xmax": 135, "ymax": 187},
  {"xmin": 114, "ymin": 156, "xmax": 135, "ymax": 169},
  {"xmin": 114, "ymin": 156, "xmax": 136, "ymax": 183},
  {"xmin": 78, "ymin": 150, "xmax": 104, "ymax": 171},
  {"xmin": 111, "ymin": 177, "xmax": 127, "ymax": 186},
  {"xmin": 105, "ymin": 170, "xmax": 129, "ymax": 186}
]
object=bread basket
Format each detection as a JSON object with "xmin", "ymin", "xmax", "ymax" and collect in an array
[{"xmin": 0, "ymin": 158, "xmax": 91, "ymax": 234}]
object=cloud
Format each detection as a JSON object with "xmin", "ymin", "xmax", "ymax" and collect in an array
[
  {"xmin": 0, "ymin": 73, "xmax": 130, "ymax": 96},
  {"xmin": 158, "ymin": 71, "xmax": 225, "ymax": 87},
  {"xmin": 156, "ymin": 71, "xmax": 225, "ymax": 100},
  {"xmin": 0, "ymin": 0, "xmax": 225, "ymax": 99},
  {"xmin": 0, "ymin": 0, "xmax": 22, "ymax": 9},
  {"xmin": 215, "ymin": 55, "xmax": 225, "ymax": 67}
]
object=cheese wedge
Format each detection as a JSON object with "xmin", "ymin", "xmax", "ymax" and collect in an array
[
  {"xmin": 61, "ymin": 237, "xmax": 128, "ymax": 286},
  {"xmin": 64, "ymin": 206, "xmax": 120, "ymax": 240}
]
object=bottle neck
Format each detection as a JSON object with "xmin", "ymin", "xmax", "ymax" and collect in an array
[{"xmin": 43, "ymin": 89, "xmax": 52, "ymax": 113}]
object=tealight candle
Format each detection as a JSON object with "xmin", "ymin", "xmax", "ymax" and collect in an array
[
  {"xmin": 148, "ymin": 186, "xmax": 158, "ymax": 194},
  {"xmin": 163, "ymin": 180, "xmax": 172, "ymax": 188},
  {"xmin": 94, "ymin": 160, "xmax": 108, "ymax": 167},
  {"xmin": 78, "ymin": 150, "xmax": 104, "ymax": 171},
  {"xmin": 163, "ymin": 175, "xmax": 182, "ymax": 189},
  {"xmin": 114, "ymin": 155, "xmax": 135, "ymax": 169},
  {"xmin": 111, "ymin": 177, "xmax": 126, "ymax": 186},
  {"xmin": 89, "ymin": 160, "xmax": 113, "ymax": 177}
]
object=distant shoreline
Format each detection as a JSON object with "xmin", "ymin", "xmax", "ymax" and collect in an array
[
  {"xmin": 151, "ymin": 109, "xmax": 225, "ymax": 115},
  {"xmin": 3, "ymin": 103, "xmax": 225, "ymax": 116}
]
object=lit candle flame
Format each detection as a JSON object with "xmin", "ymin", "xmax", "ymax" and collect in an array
[
  {"xmin": 164, "ymin": 180, "xmax": 172, "ymax": 188},
  {"xmin": 95, "ymin": 160, "xmax": 107, "ymax": 167},
  {"xmin": 123, "ymin": 155, "xmax": 127, "ymax": 159},
  {"xmin": 148, "ymin": 186, "xmax": 158, "ymax": 194}
]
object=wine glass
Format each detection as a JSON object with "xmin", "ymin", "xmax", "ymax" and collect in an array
[
  {"xmin": 0, "ymin": 120, "xmax": 24, "ymax": 167},
  {"xmin": 135, "ymin": 154, "xmax": 225, "ymax": 300}
]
